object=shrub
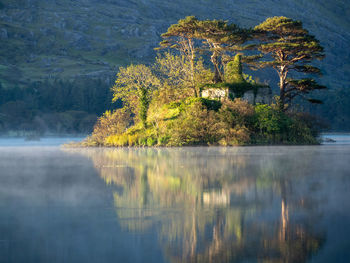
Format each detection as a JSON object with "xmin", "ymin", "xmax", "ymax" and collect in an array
[
  {"xmin": 168, "ymin": 101, "xmax": 215, "ymax": 145},
  {"xmin": 147, "ymin": 137, "xmax": 157, "ymax": 146},
  {"xmin": 91, "ymin": 108, "xmax": 133, "ymax": 145},
  {"xmin": 138, "ymin": 136, "xmax": 147, "ymax": 146},
  {"xmin": 158, "ymin": 135, "xmax": 170, "ymax": 145},
  {"xmin": 253, "ymin": 104, "xmax": 318, "ymax": 144},
  {"xmin": 84, "ymin": 94, "xmax": 319, "ymax": 147}
]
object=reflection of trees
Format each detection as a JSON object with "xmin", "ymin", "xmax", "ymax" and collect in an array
[{"xmin": 66, "ymin": 147, "xmax": 325, "ymax": 263}]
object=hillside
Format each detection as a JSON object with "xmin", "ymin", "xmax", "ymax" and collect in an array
[{"xmin": 0, "ymin": 0, "xmax": 349, "ymax": 130}]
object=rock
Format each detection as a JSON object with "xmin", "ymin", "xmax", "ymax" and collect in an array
[{"xmin": 324, "ymin": 138, "xmax": 336, "ymax": 143}]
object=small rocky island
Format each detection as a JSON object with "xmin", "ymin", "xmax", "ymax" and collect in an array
[{"xmin": 76, "ymin": 16, "xmax": 325, "ymax": 147}]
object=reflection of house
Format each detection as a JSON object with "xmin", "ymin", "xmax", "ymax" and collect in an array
[
  {"xmin": 201, "ymin": 54, "xmax": 271, "ymax": 104},
  {"xmin": 203, "ymin": 191, "xmax": 230, "ymax": 205}
]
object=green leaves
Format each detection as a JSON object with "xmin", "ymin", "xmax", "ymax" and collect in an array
[
  {"xmin": 158, "ymin": 16, "xmax": 248, "ymax": 84},
  {"xmin": 287, "ymin": 78, "xmax": 327, "ymax": 92},
  {"xmin": 253, "ymin": 16, "xmax": 326, "ymax": 110},
  {"xmin": 112, "ymin": 64, "xmax": 160, "ymax": 127},
  {"xmin": 285, "ymin": 78, "xmax": 327, "ymax": 105},
  {"xmin": 254, "ymin": 17, "xmax": 306, "ymax": 36},
  {"xmin": 161, "ymin": 16, "xmax": 199, "ymax": 39}
]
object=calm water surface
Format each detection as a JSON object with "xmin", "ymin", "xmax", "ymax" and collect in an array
[{"xmin": 0, "ymin": 136, "xmax": 349, "ymax": 262}]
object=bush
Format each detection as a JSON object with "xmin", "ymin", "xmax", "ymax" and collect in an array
[
  {"xmin": 83, "ymin": 96, "xmax": 319, "ymax": 147},
  {"xmin": 158, "ymin": 136, "xmax": 170, "ymax": 145},
  {"xmin": 168, "ymin": 100, "xmax": 217, "ymax": 145},
  {"xmin": 91, "ymin": 108, "xmax": 133, "ymax": 145},
  {"xmin": 254, "ymin": 104, "xmax": 318, "ymax": 144},
  {"xmin": 147, "ymin": 137, "xmax": 157, "ymax": 146}
]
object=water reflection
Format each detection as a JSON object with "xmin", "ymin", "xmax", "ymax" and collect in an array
[{"xmin": 68, "ymin": 147, "xmax": 325, "ymax": 263}]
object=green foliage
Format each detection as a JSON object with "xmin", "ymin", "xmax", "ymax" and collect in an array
[
  {"xmin": 154, "ymin": 52, "xmax": 212, "ymax": 99},
  {"xmin": 225, "ymin": 54, "xmax": 244, "ymax": 83},
  {"xmin": 254, "ymin": 16, "xmax": 326, "ymax": 110},
  {"xmin": 195, "ymin": 19, "xmax": 248, "ymax": 83},
  {"xmin": 167, "ymin": 100, "xmax": 217, "ymax": 145},
  {"xmin": 159, "ymin": 16, "xmax": 248, "ymax": 84},
  {"xmin": 0, "ymin": 2, "xmax": 347, "ymax": 132},
  {"xmin": 78, "ymin": 16, "xmax": 324, "ymax": 147},
  {"xmin": 255, "ymin": 104, "xmax": 286, "ymax": 135},
  {"xmin": 86, "ymin": 97, "xmax": 319, "ymax": 147},
  {"xmin": 157, "ymin": 135, "xmax": 170, "ymax": 145},
  {"xmin": 214, "ymin": 99, "xmax": 255, "ymax": 145},
  {"xmin": 158, "ymin": 16, "xmax": 201, "ymax": 96},
  {"xmin": 0, "ymin": 78, "xmax": 115, "ymax": 135},
  {"xmin": 159, "ymin": 16, "xmax": 199, "ymax": 50},
  {"xmin": 139, "ymin": 88, "xmax": 149, "ymax": 127},
  {"xmin": 200, "ymin": 98, "xmax": 222, "ymax": 111},
  {"xmin": 112, "ymin": 64, "xmax": 160, "ymax": 127},
  {"xmin": 254, "ymin": 104, "xmax": 318, "ymax": 144},
  {"xmin": 89, "ymin": 108, "xmax": 133, "ymax": 144},
  {"xmin": 147, "ymin": 136, "xmax": 157, "ymax": 146}
]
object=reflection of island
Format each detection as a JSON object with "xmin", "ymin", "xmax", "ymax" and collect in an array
[{"xmin": 68, "ymin": 148, "xmax": 325, "ymax": 263}]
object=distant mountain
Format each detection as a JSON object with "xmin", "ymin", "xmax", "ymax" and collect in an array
[{"xmin": 0, "ymin": 0, "xmax": 349, "ymax": 129}]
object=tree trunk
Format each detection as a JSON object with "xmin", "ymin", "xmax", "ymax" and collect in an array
[
  {"xmin": 190, "ymin": 57, "xmax": 198, "ymax": 97},
  {"xmin": 211, "ymin": 52, "xmax": 222, "ymax": 83},
  {"xmin": 278, "ymin": 66, "xmax": 287, "ymax": 112},
  {"xmin": 188, "ymin": 38, "xmax": 198, "ymax": 97}
]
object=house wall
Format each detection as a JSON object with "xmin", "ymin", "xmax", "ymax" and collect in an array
[
  {"xmin": 202, "ymin": 86, "xmax": 272, "ymax": 104},
  {"xmin": 201, "ymin": 88, "xmax": 228, "ymax": 100},
  {"xmin": 237, "ymin": 87, "xmax": 272, "ymax": 104}
]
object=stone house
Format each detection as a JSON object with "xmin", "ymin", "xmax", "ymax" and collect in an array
[{"xmin": 201, "ymin": 55, "xmax": 272, "ymax": 104}]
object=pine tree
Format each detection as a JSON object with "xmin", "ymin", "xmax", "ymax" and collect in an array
[
  {"xmin": 158, "ymin": 16, "xmax": 200, "ymax": 96},
  {"xmin": 254, "ymin": 17, "xmax": 325, "ymax": 111},
  {"xmin": 196, "ymin": 20, "xmax": 247, "ymax": 83}
]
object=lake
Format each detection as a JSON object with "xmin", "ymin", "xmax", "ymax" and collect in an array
[{"xmin": 0, "ymin": 136, "xmax": 349, "ymax": 262}]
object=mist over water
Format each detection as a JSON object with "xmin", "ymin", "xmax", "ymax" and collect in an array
[
  {"xmin": 0, "ymin": 137, "xmax": 349, "ymax": 262},
  {"xmin": 0, "ymin": 137, "xmax": 84, "ymax": 147}
]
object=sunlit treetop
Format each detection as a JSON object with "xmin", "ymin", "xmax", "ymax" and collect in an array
[
  {"xmin": 253, "ymin": 16, "xmax": 326, "ymax": 110},
  {"xmin": 159, "ymin": 16, "xmax": 200, "ymax": 50},
  {"xmin": 254, "ymin": 16, "xmax": 324, "ymax": 67},
  {"xmin": 196, "ymin": 19, "xmax": 247, "ymax": 47}
]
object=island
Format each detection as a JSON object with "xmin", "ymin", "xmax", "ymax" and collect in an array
[{"xmin": 76, "ymin": 16, "xmax": 326, "ymax": 147}]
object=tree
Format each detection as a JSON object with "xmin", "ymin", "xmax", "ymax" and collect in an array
[
  {"xmin": 159, "ymin": 17, "xmax": 248, "ymax": 86},
  {"xmin": 158, "ymin": 16, "xmax": 200, "ymax": 96},
  {"xmin": 254, "ymin": 16, "xmax": 325, "ymax": 111},
  {"xmin": 112, "ymin": 64, "xmax": 160, "ymax": 127},
  {"xmin": 154, "ymin": 52, "xmax": 212, "ymax": 101},
  {"xmin": 196, "ymin": 20, "xmax": 247, "ymax": 83}
]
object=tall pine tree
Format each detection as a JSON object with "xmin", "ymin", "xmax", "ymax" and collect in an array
[{"xmin": 254, "ymin": 16, "xmax": 325, "ymax": 111}]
